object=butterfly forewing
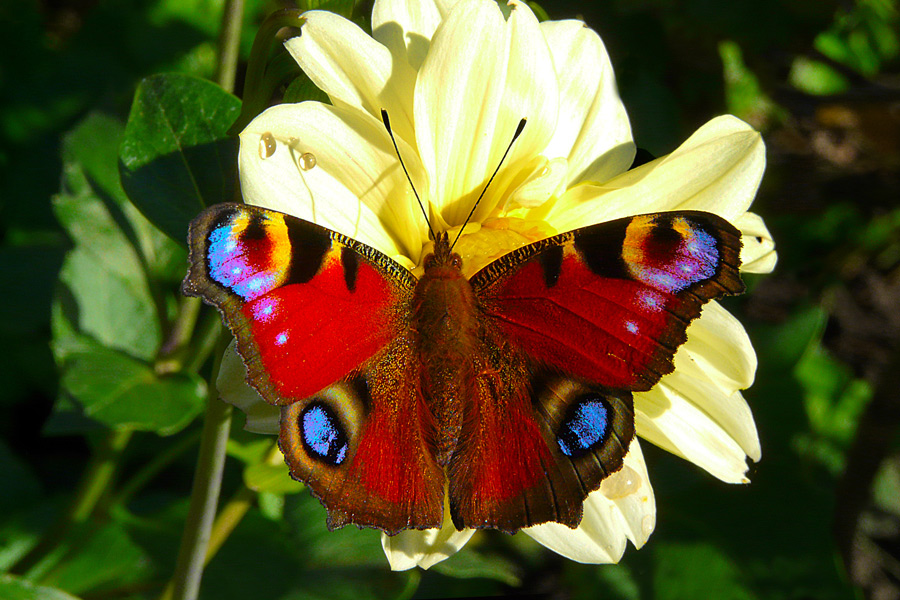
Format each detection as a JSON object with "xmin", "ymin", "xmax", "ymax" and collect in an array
[
  {"xmin": 183, "ymin": 203, "xmax": 444, "ymax": 533},
  {"xmin": 470, "ymin": 211, "xmax": 744, "ymax": 392}
]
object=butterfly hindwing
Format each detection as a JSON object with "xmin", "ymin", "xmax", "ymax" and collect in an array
[
  {"xmin": 183, "ymin": 203, "xmax": 444, "ymax": 533},
  {"xmin": 450, "ymin": 211, "xmax": 743, "ymax": 531},
  {"xmin": 446, "ymin": 337, "xmax": 635, "ymax": 532}
]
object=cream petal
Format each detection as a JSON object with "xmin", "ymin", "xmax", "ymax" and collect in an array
[
  {"xmin": 523, "ymin": 438, "xmax": 655, "ymax": 562},
  {"xmin": 682, "ymin": 301, "xmax": 756, "ymax": 391},
  {"xmin": 546, "ymin": 115, "xmax": 765, "ymax": 232},
  {"xmin": 414, "ymin": 0, "xmax": 506, "ymax": 223},
  {"xmin": 239, "ymin": 102, "xmax": 428, "ymax": 261},
  {"xmin": 489, "ymin": 1, "xmax": 559, "ymax": 211},
  {"xmin": 381, "ymin": 507, "xmax": 476, "ymax": 570},
  {"xmin": 502, "ymin": 156, "xmax": 568, "ymax": 210},
  {"xmin": 372, "ymin": 0, "xmax": 444, "ymax": 71},
  {"xmin": 285, "ymin": 11, "xmax": 417, "ymax": 146},
  {"xmin": 736, "ymin": 211, "xmax": 778, "ymax": 273},
  {"xmin": 635, "ymin": 383, "xmax": 754, "ymax": 484},
  {"xmin": 540, "ymin": 20, "xmax": 634, "ymax": 186},
  {"xmin": 414, "ymin": 0, "xmax": 557, "ymax": 225},
  {"xmin": 217, "ymin": 342, "xmax": 280, "ymax": 434}
]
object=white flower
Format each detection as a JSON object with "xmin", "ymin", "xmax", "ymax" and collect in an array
[{"xmin": 220, "ymin": 0, "xmax": 776, "ymax": 569}]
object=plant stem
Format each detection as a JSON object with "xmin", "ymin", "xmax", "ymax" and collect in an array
[
  {"xmin": 159, "ymin": 2, "xmax": 246, "ymax": 596},
  {"xmin": 162, "ymin": 339, "xmax": 232, "ymax": 600},
  {"xmin": 215, "ymin": 0, "xmax": 245, "ymax": 92},
  {"xmin": 157, "ymin": 296, "xmax": 203, "ymax": 374},
  {"xmin": 227, "ymin": 9, "xmax": 306, "ymax": 135}
]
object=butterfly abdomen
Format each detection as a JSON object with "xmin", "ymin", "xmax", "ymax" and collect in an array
[{"xmin": 412, "ymin": 244, "xmax": 482, "ymax": 465}]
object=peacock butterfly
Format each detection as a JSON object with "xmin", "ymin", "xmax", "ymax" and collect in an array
[{"xmin": 182, "ymin": 191, "xmax": 744, "ymax": 535}]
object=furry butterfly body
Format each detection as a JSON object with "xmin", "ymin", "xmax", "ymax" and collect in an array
[{"xmin": 183, "ymin": 203, "xmax": 744, "ymax": 535}]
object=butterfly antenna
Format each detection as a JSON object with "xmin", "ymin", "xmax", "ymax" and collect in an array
[
  {"xmin": 381, "ymin": 109, "xmax": 436, "ymax": 241},
  {"xmin": 451, "ymin": 118, "xmax": 527, "ymax": 250}
]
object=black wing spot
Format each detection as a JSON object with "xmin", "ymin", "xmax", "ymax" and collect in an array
[
  {"xmin": 341, "ymin": 246, "xmax": 359, "ymax": 292},
  {"xmin": 574, "ymin": 220, "xmax": 630, "ymax": 279},
  {"xmin": 286, "ymin": 222, "xmax": 332, "ymax": 284},
  {"xmin": 539, "ymin": 245, "xmax": 563, "ymax": 287}
]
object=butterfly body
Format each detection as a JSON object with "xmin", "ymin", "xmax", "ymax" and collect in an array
[{"xmin": 184, "ymin": 203, "xmax": 744, "ymax": 535}]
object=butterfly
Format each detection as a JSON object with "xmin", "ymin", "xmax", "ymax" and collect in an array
[{"xmin": 182, "ymin": 197, "xmax": 744, "ymax": 535}]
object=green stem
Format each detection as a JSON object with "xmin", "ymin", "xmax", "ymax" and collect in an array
[
  {"xmin": 12, "ymin": 427, "xmax": 133, "ymax": 575},
  {"xmin": 162, "ymin": 339, "xmax": 232, "ymax": 600},
  {"xmin": 228, "ymin": 9, "xmax": 306, "ymax": 135},
  {"xmin": 215, "ymin": 0, "xmax": 245, "ymax": 92},
  {"xmin": 186, "ymin": 314, "xmax": 223, "ymax": 373},
  {"xmin": 157, "ymin": 296, "xmax": 203, "ymax": 374}
]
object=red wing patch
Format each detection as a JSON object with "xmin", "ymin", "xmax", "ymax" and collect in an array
[
  {"xmin": 183, "ymin": 203, "xmax": 415, "ymax": 405},
  {"xmin": 471, "ymin": 211, "xmax": 743, "ymax": 392}
]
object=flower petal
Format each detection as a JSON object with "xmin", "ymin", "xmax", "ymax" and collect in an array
[
  {"xmin": 286, "ymin": 11, "xmax": 417, "ymax": 146},
  {"xmin": 381, "ymin": 504, "xmax": 476, "ymax": 570},
  {"xmin": 545, "ymin": 115, "xmax": 765, "ymax": 231},
  {"xmin": 736, "ymin": 211, "xmax": 777, "ymax": 273},
  {"xmin": 217, "ymin": 342, "xmax": 279, "ymax": 434},
  {"xmin": 524, "ymin": 437, "xmax": 655, "ymax": 562},
  {"xmin": 682, "ymin": 301, "xmax": 757, "ymax": 391},
  {"xmin": 239, "ymin": 101, "xmax": 428, "ymax": 261},
  {"xmin": 414, "ymin": 0, "xmax": 557, "ymax": 225},
  {"xmin": 372, "ymin": 0, "xmax": 444, "ymax": 71},
  {"xmin": 635, "ymin": 382, "xmax": 755, "ymax": 484},
  {"xmin": 540, "ymin": 20, "xmax": 634, "ymax": 186},
  {"xmin": 633, "ymin": 301, "xmax": 761, "ymax": 480}
]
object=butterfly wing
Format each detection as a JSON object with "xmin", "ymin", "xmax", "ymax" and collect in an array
[
  {"xmin": 183, "ymin": 203, "xmax": 444, "ymax": 533},
  {"xmin": 450, "ymin": 211, "xmax": 744, "ymax": 531}
]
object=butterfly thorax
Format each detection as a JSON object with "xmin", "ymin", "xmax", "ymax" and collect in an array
[{"xmin": 412, "ymin": 233, "xmax": 480, "ymax": 465}]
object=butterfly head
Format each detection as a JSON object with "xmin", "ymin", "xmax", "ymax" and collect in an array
[{"xmin": 423, "ymin": 231, "xmax": 463, "ymax": 273}]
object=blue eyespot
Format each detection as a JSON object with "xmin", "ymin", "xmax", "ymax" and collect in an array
[
  {"xmin": 300, "ymin": 403, "xmax": 348, "ymax": 465},
  {"xmin": 207, "ymin": 224, "xmax": 278, "ymax": 301},
  {"xmin": 631, "ymin": 221, "xmax": 719, "ymax": 293},
  {"xmin": 557, "ymin": 398, "xmax": 610, "ymax": 458}
]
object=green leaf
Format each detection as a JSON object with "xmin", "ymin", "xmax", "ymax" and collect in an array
[
  {"xmin": 788, "ymin": 57, "xmax": 849, "ymax": 96},
  {"xmin": 119, "ymin": 73, "xmax": 241, "ymax": 244},
  {"xmin": 244, "ymin": 461, "xmax": 304, "ymax": 495},
  {"xmin": 36, "ymin": 523, "xmax": 150, "ymax": 595},
  {"xmin": 0, "ymin": 575, "xmax": 81, "ymax": 600},
  {"xmin": 284, "ymin": 493, "xmax": 386, "ymax": 568},
  {"xmin": 63, "ymin": 112, "xmax": 188, "ymax": 283},
  {"xmin": 55, "ymin": 246, "xmax": 161, "ymax": 362},
  {"xmin": 60, "ymin": 347, "xmax": 206, "ymax": 435}
]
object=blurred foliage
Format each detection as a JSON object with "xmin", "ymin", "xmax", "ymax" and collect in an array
[{"xmin": 1, "ymin": 0, "xmax": 899, "ymax": 598}]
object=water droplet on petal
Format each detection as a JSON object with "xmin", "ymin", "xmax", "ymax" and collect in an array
[
  {"xmin": 600, "ymin": 465, "xmax": 641, "ymax": 499},
  {"xmin": 259, "ymin": 132, "xmax": 276, "ymax": 159},
  {"xmin": 299, "ymin": 152, "xmax": 316, "ymax": 171},
  {"xmin": 641, "ymin": 514, "xmax": 655, "ymax": 537}
]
